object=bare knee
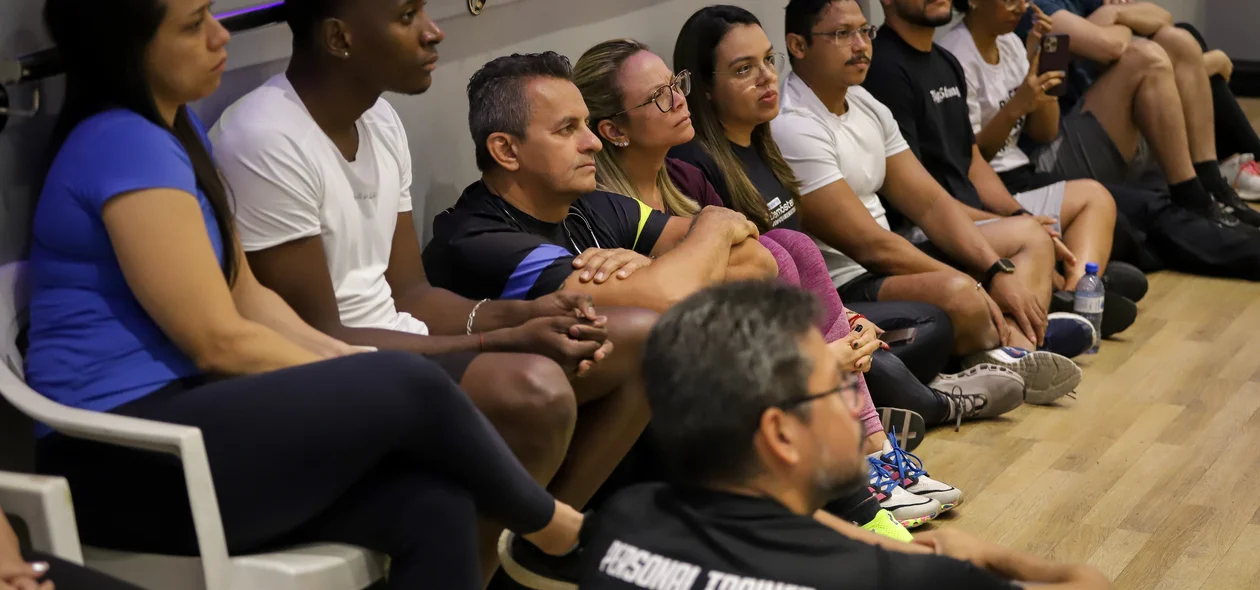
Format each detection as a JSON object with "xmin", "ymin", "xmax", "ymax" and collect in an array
[
  {"xmin": 471, "ymin": 354, "xmax": 577, "ymax": 447},
  {"xmin": 1125, "ymin": 38, "xmax": 1174, "ymax": 73},
  {"xmin": 938, "ymin": 274, "xmax": 999, "ymax": 352},
  {"xmin": 1153, "ymin": 26, "xmax": 1204, "ymax": 61},
  {"xmin": 1007, "ymin": 215, "xmax": 1055, "ymax": 258},
  {"xmin": 506, "ymin": 357, "xmax": 578, "ymax": 435},
  {"xmin": 1067, "ymin": 179, "xmax": 1117, "ymax": 220}
]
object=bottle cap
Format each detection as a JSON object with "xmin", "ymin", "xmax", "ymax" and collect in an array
[{"xmin": 1085, "ymin": 262, "xmax": 1099, "ymax": 274}]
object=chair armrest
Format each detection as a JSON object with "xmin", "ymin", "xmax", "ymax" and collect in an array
[
  {"xmin": 0, "ymin": 370, "xmax": 233, "ymax": 589},
  {"xmin": 0, "ymin": 471, "xmax": 82, "ymax": 564}
]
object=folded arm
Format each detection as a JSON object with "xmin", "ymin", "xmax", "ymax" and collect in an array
[
  {"xmin": 385, "ymin": 212, "xmax": 534, "ymax": 334},
  {"xmin": 1049, "ymin": 8, "xmax": 1134, "ymax": 63},
  {"xmin": 245, "ymin": 233, "xmax": 489, "ymax": 355},
  {"xmin": 562, "ymin": 213, "xmax": 775, "ymax": 312}
]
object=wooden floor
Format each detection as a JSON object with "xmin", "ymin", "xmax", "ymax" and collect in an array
[{"xmin": 915, "ymin": 99, "xmax": 1260, "ymax": 589}]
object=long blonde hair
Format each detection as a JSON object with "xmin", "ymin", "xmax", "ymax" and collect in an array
[
  {"xmin": 574, "ymin": 39, "xmax": 701, "ymax": 217},
  {"xmin": 674, "ymin": 6, "xmax": 801, "ymax": 231}
]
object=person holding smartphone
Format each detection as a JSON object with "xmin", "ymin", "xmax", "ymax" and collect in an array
[{"xmin": 937, "ymin": 0, "xmax": 1146, "ymax": 310}]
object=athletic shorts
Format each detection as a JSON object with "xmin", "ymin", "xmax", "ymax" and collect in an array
[
  {"xmin": 899, "ymin": 182, "xmax": 1067, "ymax": 243},
  {"xmin": 835, "ymin": 242, "xmax": 955, "ymax": 304},
  {"xmin": 1032, "ymin": 105, "xmax": 1152, "ymax": 186}
]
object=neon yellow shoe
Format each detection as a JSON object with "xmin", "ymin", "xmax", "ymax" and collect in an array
[{"xmin": 862, "ymin": 508, "xmax": 914, "ymax": 543}]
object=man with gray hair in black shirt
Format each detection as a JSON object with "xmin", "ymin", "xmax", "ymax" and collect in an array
[{"xmin": 579, "ymin": 281, "xmax": 1109, "ymax": 590}]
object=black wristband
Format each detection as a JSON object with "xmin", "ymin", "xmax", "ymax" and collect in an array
[{"xmin": 1012, "ymin": 209, "xmax": 1031, "ymax": 217}]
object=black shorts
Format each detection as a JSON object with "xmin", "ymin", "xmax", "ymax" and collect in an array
[
  {"xmin": 836, "ymin": 243, "xmax": 957, "ymax": 303},
  {"xmin": 427, "ymin": 351, "xmax": 480, "ymax": 384}
]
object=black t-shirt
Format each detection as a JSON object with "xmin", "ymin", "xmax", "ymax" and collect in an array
[
  {"xmin": 865, "ymin": 27, "xmax": 986, "ymax": 213},
  {"xmin": 669, "ymin": 141, "xmax": 801, "ymax": 231},
  {"xmin": 422, "ymin": 180, "xmax": 669, "ymax": 301},
  {"xmin": 582, "ymin": 483, "xmax": 1019, "ymax": 590}
]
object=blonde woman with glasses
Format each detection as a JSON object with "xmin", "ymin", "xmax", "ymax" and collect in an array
[{"xmin": 574, "ymin": 30, "xmax": 970, "ymax": 536}]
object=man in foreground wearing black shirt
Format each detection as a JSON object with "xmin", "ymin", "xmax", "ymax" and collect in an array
[
  {"xmin": 424, "ymin": 52, "xmax": 778, "ymax": 312},
  {"xmin": 582, "ymin": 281, "xmax": 1109, "ymax": 590}
]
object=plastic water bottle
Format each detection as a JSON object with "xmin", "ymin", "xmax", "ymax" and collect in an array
[{"xmin": 1074, "ymin": 262, "xmax": 1104, "ymax": 354}]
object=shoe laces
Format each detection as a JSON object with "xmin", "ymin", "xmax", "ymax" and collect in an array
[
  {"xmin": 867, "ymin": 456, "xmax": 900, "ymax": 499},
  {"xmin": 882, "ymin": 429, "xmax": 929, "ymax": 483},
  {"xmin": 938, "ymin": 385, "xmax": 987, "ymax": 432},
  {"xmin": 1242, "ymin": 158, "xmax": 1260, "ymax": 177}
]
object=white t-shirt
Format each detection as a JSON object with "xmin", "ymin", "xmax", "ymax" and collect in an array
[
  {"xmin": 938, "ymin": 23, "xmax": 1031, "ymax": 174},
  {"xmin": 772, "ymin": 73, "xmax": 909, "ymax": 288},
  {"xmin": 210, "ymin": 74, "xmax": 428, "ymax": 335}
]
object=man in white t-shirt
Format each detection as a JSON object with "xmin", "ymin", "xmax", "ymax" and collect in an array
[
  {"xmin": 773, "ymin": 0, "xmax": 1085, "ymax": 404},
  {"xmin": 937, "ymin": 3, "xmax": 1125, "ymax": 297},
  {"xmin": 211, "ymin": 0, "xmax": 659, "ymax": 578}
]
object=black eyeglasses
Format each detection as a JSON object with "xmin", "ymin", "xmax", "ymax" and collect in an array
[
  {"xmin": 774, "ymin": 372, "xmax": 862, "ymax": 411},
  {"xmin": 810, "ymin": 25, "xmax": 878, "ymax": 45},
  {"xmin": 613, "ymin": 70, "xmax": 692, "ymax": 116}
]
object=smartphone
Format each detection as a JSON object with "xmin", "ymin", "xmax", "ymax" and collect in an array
[
  {"xmin": 880, "ymin": 327, "xmax": 918, "ymax": 346},
  {"xmin": 1037, "ymin": 34, "xmax": 1072, "ymax": 97}
]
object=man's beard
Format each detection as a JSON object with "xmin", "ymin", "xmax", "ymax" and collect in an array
[
  {"xmin": 811, "ymin": 441, "xmax": 868, "ymax": 505},
  {"xmin": 899, "ymin": 0, "xmax": 953, "ymax": 27}
]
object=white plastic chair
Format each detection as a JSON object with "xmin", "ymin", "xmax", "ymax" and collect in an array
[{"xmin": 0, "ymin": 262, "xmax": 388, "ymax": 590}]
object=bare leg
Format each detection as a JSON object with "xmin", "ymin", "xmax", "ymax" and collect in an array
[
  {"xmin": 1081, "ymin": 39, "xmax": 1197, "ymax": 183},
  {"xmin": 1153, "ymin": 26, "xmax": 1217, "ymax": 163},
  {"xmin": 1057, "ymin": 180, "xmax": 1117, "ymax": 290},
  {"xmin": 975, "ymin": 217, "xmax": 1056, "ymax": 348},
  {"xmin": 877, "ymin": 271, "xmax": 1001, "ymax": 356}
]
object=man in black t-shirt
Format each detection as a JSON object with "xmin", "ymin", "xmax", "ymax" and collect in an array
[
  {"xmin": 582, "ymin": 281, "xmax": 1109, "ymax": 590},
  {"xmin": 424, "ymin": 52, "xmax": 778, "ymax": 313}
]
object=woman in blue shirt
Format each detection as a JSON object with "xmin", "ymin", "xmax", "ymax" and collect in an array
[{"xmin": 27, "ymin": 0, "xmax": 583, "ymax": 586}]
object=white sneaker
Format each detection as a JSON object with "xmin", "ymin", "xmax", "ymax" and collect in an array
[
  {"xmin": 962, "ymin": 348, "xmax": 1081, "ymax": 405},
  {"xmin": 1221, "ymin": 154, "xmax": 1260, "ymax": 202},
  {"xmin": 867, "ymin": 456, "xmax": 942, "ymax": 528},
  {"xmin": 876, "ymin": 438, "xmax": 964, "ymax": 512}
]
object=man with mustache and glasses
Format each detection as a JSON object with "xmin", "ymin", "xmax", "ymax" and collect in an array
[
  {"xmin": 579, "ymin": 281, "xmax": 1109, "ymax": 590},
  {"xmin": 423, "ymin": 51, "xmax": 778, "ymax": 313},
  {"xmin": 772, "ymin": 0, "xmax": 1094, "ymax": 406}
]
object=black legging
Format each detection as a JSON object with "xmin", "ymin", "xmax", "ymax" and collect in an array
[
  {"xmin": 864, "ymin": 349, "xmax": 949, "ymax": 426},
  {"xmin": 35, "ymin": 351, "xmax": 555, "ymax": 590},
  {"xmin": 845, "ymin": 301, "xmax": 953, "ymax": 384}
]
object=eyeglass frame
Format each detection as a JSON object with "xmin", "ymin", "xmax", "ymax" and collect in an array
[
  {"xmin": 809, "ymin": 25, "xmax": 878, "ymax": 45},
  {"xmin": 611, "ymin": 70, "xmax": 692, "ymax": 117},
  {"xmin": 772, "ymin": 371, "xmax": 863, "ymax": 413},
  {"xmin": 713, "ymin": 52, "xmax": 786, "ymax": 83}
]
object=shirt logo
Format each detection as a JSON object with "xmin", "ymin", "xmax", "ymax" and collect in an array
[{"xmin": 929, "ymin": 85, "xmax": 962, "ymax": 104}]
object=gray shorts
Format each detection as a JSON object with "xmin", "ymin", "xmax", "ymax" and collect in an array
[
  {"xmin": 900, "ymin": 182, "xmax": 1067, "ymax": 243},
  {"xmin": 1033, "ymin": 106, "xmax": 1152, "ymax": 186}
]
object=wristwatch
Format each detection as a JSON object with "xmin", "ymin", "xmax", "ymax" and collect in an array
[
  {"xmin": 983, "ymin": 258, "xmax": 1016, "ymax": 287},
  {"xmin": 1011, "ymin": 209, "xmax": 1031, "ymax": 216}
]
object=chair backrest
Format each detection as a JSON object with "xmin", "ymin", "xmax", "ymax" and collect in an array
[
  {"xmin": 0, "ymin": 262, "xmax": 28, "ymax": 380},
  {"xmin": 0, "ymin": 262, "xmax": 33, "ymax": 472}
]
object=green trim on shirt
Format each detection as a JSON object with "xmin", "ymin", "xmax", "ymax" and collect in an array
[{"xmin": 633, "ymin": 199, "xmax": 653, "ymax": 250}]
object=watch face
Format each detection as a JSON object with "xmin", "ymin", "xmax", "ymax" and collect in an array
[{"xmin": 999, "ymin": 258, "xmax": 1016, "ymax": 273}]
